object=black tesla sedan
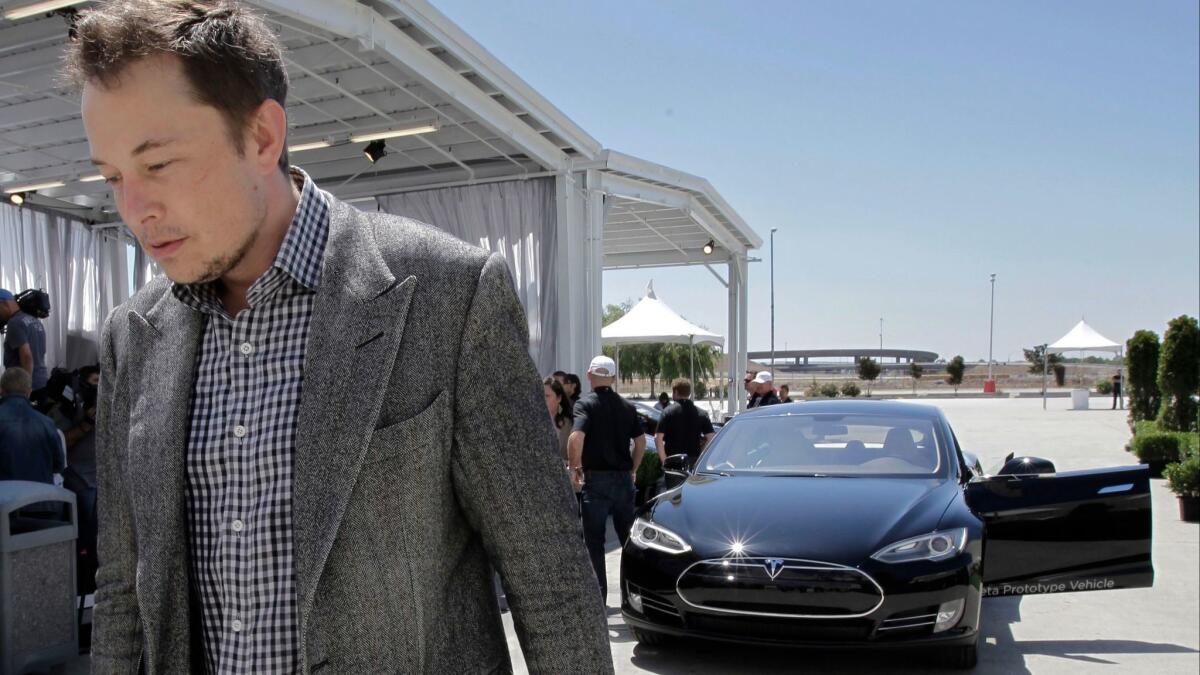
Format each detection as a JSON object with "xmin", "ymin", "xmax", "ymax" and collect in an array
[{"xmin": 620, "ymin": 400, "xmax": 1153, "ymax": 668}]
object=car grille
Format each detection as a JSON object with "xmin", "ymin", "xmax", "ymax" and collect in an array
[
  {"xmin": 686, "ymin": 613, "xmax": 874, "ymax": 642},
  {"xmin": 676, "ymin": 558, "xmax": 884, "ymax": 618}
]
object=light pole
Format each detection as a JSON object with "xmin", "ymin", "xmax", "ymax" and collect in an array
[
  {"xmin": 987, "ymin": 274, "xmax": 996, "ymax": 382},
  {"xmin": 879, "ymin": 317, "xmax": 883, "ymax": 353},
  {"xmin": 770, "ymin": 227, "xmax": 778, "ymax": 379}
]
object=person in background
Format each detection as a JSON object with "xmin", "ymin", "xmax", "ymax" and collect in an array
[
  {"xmin": 63, "ymin": 387, "xmax": 100, "ymax": 560},
  {"xmin": 0, "ymin": 367, "xmax": 64, "ymax": 484},
  {"xmin": 744, "ymin": 370, "xmax": 759, "ymax": 408},
  {"xmin": 779, "ymin": 384, "xmax": 793, "ymax": 403},
  {"xmin": 654, "ymin": 391, "xmax": 670, "ymax": 411},
  {"xmin": 569, "ymin": 355, "xmax": 645, "ymax": 601},
  {"xmin": 563, "ymin": 372, "xmax": 583, "ymax": 408},
  {"xmin": 544, "ymin": 376, "xmax": 573, "ymax": 461},
  {"xmin": 1, "ymin": 288, "xmax": 50, "ymax": 401},
  {"xmin": 654, "ymin": 378, "xmax": 715, "ymax": 470},
  {"xmin": 748, "ymin": 371, "xmax": 781, "ymax": 408},
  {"xmin": 1111, "ymin": 371, "xmax": 1123, "ymax": 410}
]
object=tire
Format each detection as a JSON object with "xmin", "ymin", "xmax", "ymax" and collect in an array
[
  {"xmin": 937, "ymin": 641, "xmax": 978, "ymax": 670},
  {"xmin": 631, "ymin": 627, "xmax": 670, "ymax": 646}
]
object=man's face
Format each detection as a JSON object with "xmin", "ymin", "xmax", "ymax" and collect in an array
[
  {"xmin": 0, "ymin": 300, "xmax": 15, "ymax": 320},
  {"xmin": 756, "ymin": 381, "xmax": 773, "ymax": 395},
  {"xmin": 81, "ymin": 56, "xmax": 268, "ymax": 285},
  {"xmin": 743, "ymin": 377, "xmax": 753, "ymax": 392}
]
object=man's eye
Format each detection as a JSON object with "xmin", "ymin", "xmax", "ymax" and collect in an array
[
  {"xmin": 104, "ymin": 175, "xmax": 121, "ymax": 185},
  {"xmin": 148, "ymin": 161, "xmax": 172, "ymax": 172}
]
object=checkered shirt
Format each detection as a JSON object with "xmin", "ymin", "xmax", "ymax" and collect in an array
[{"xmin": 174, "ymin": 168, "xmax": 329, "ymax": 674}]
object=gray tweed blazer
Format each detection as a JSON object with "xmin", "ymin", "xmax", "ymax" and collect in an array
[{"xmin": 90, "ymin": 196, "xmax": 612, "ymax": 674}]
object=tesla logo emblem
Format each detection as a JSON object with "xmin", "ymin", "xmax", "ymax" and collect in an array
[{"xmin": 764, "ymin": 559, "xmax": 785, "ymax": 579}]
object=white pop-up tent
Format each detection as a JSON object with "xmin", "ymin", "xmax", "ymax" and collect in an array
[
  {"xmin": 602, "ymin": 281, "xmax": 724, "ymax": 384},
  {"xmin": 1041, "ymin": 319, "xmax": 1124, "ymax": 408}
]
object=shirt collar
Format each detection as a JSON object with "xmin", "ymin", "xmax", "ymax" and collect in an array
[{"xmin": 172, "ymin": 167, "xmax": 329, "ymax": 313}]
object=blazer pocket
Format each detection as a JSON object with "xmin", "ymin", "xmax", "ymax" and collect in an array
[{"xmin": 364, "ymin": 390, "xmax": 449, "ymax": 467}]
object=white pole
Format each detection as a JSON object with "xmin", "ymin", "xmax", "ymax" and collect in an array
[
  {"xmin": 689, "ymin": 335, "xmax": 695, "ymax": 386},
  {"xmin": 988, "ymin": 273, "xmax": 996, "ymax": 381},
  {"xmin": 770, "ymin": 227, "xmax": 777, "ymax": 380},
  {"xmin": 1042, "ymin": 343, "xmax": 1049, "ymax": 410}
]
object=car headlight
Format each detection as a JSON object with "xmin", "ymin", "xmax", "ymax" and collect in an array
[
  {"xmin": 870, "ymin": 528, "xmax": 967, "ymax": 563},
  {"xmin": 630, "ymin": 517, "xmax": 692, "ymax": 554}
]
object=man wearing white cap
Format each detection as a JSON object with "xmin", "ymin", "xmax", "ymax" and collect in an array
[
  {"xmin": 748, "ymin": 370, "xmax": 782, "ymax": 408},
  {"xmin": 568, "ymin": 355, "xmax": 646, "ymax": 601}
]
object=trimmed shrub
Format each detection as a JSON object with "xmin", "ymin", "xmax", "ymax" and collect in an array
[
  {"xmin": 840, "ymin": 382, "xmax": 861, "ymax": 398},
  {"xmin": 1095, "ymin": 379, "xmax": 1113, "ymax": 395},
  {"xmin": 1126, "ymin": 330, "xmax": 1161, "ymax": 423},
  {"xmin": 805, "ymin": 381, "xmax": 822, "ymax": 398},
  {"xmin": 945, "ymin": 356, "xmax": 965, "ymax": 394},
  {"xmin": 1131, "ymin": 433, "xmax": 1183, "ymax": 464},
  {"xmin": 1158, "ymin": 315, "xmax": 1200, "ymax": 432},
  {"xmin": 819, "ymin": 383, "xmax": 840, "ymax": 398},
  {"xmin": 636, "ymin": 451, "xmax": 662, "ymax": 488}
]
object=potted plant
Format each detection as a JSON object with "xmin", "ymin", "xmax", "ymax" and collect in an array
[{"xmin": 1163, "ymin": 455, "xmax": 1200, "ymax": 522}]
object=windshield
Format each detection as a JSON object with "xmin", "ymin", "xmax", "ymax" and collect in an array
[{"xmin": 699, "ymin": 413, "xmax": 944, "ymax": 477}]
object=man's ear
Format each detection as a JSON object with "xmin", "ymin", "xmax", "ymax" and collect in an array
[{"xmin": 248, "ymin": 98, "xmax": 288, "ymax": 175}]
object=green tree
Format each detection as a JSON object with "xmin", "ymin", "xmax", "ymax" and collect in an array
[
  {"xmin": 857, "ymin": 357, "xmax": 881, "ymax": 396},
  {"xmin": 1125, "ymin": 330, "xmax": 1161, "ymax": 424},
  {"xmin": 1157, "ymin": 315, "xmax": 1200, "ymax": 432},
  {"xmin": 1025, "ymin": 344, "xmax": 1066, "ymax": 387},
  {"xmin": 945, "ymin": 355, "xmax": 966, "ymax": 395},
  {"xmin": 909, "ymin": 361, "xmax": 924, "ymax": 395}
]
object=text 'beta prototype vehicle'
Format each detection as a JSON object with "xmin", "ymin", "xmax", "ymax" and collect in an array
[{"xmin": 620, "ymin": 400, "xmax": 1153, "ymax": 668}]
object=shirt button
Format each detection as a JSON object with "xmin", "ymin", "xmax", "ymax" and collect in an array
[
  {"xmin": 231, "ymin": 519, "xmax": 244, "ymax": 533},
  {"xmin": 233, "ymin": 425, "xmax": 247, "ymax": 438},
  {"xmin": 239, "ymin": 342, "xmax": 254, "ymax": 356},
  {"xmin": 231, "ymin": 619, "xmax": 243, "ymax": 633}
]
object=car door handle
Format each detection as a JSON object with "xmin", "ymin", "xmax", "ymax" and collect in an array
[{"xmin": 1097, "ymin": 483, "xmax": 1134, "ymax": 495}]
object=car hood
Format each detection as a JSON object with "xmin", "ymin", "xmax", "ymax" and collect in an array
[{"xmin": 648, "ymin": 473, "xmax": 959, "ymax": 565}]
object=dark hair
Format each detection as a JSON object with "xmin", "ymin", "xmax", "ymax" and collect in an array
[
  {"xmin": 543, "ymin": 377, "xmax": 571, "ymax": 427},
  {"xmin": 563, "ymin": 373, "xmax": 582, "ymax": 400},
  {"xmin": 79, "ymin": 365, "xmax": 101, "ymax": 381},
  {"xmin": 552, "ymin": 370, "xmax": 567, "ymax": 379},
  {"xmin": 671, "ymin": 377, "xmax": 692, "ymax": 399},
  {"xmin": 61, "ymin": 0, "xmax": 290, "ymax": 173}
]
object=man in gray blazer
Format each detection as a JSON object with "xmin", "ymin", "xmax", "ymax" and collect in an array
[{"xmin": 64, "ymin": 1, "xmax": 610, "ymax": 672}]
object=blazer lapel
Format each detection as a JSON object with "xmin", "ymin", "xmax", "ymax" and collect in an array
[
  {"xmin": 125, "ymin": 289, "xmax": 203, "ymax": 636},
  {"xmin": 292, "ymin": 201, "xmax": 417, "ymax": 623}
]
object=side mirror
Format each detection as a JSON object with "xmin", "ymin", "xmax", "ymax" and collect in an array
[
  {"xmin": 663, "ymin": 454, "xmax": 690, "ymax": 490},
  {"xmin": 961, "ymin": 451, "xmax": 985, "ymax": 481},
  {"xmin": 997, "ymin": 454, "xmax": 1056, "ymax": 476}
]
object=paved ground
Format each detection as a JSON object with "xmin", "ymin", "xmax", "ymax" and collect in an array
[{"xmin": 502, "ymin": 396, "xmax": 1199, "ymax": 674}]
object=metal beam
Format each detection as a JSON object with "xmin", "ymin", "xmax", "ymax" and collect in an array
[{"xmin": 246, "ymin": 0, "xmax": 570, "ymax": 171}]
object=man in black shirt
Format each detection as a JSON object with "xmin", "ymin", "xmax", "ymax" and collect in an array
[
  {"xmin": 655, "ymin": 378, "xmax": 716, "ymax": 469},
  {"xmin": 569, "ymin": 355, "xmax": 645, "ymax": 600},
  {"xmin": 748, "ymin": 371, "xmax": 782, "ymax": 408}
]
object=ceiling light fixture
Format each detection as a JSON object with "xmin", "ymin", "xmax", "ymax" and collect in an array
[
  {"xmin": 363, "ymin": 140, "xmax": 387, "ymax": 164},
  {"xmin": 4, "ymin": 180, "xmax": 64, "ymax": 194},
  {"xmin": 9, "ymin": 192, "xmax": 26, "ymax": 206},
  {"xmin": 287, "ymin": 140, "xmax": 332, "ymax": 153},
  {"xmin": 350, "ymin": 122, "xmax": 439, "ymax": 143},
  {"xmin": 79, "ymin": 174, "xmax": 106, "ymax": 183},
  {"xmin": 702, "ymin": 239, "xmax": 715, "ymax": 255},
  {"xmin": 3, "ymin": 0, "xmax": 85, "ymax": 20}
]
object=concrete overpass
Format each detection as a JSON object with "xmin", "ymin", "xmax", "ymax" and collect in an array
[{"xmin": 748, "ymin": 349, "xmax": 939, "ymax": 370}]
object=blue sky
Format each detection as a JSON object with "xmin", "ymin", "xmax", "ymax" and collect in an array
[{"xmin": 432, "ymin": 0, "xmax": 1200, "ymax": 361}]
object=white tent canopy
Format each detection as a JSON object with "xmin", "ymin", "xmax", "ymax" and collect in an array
[
  {"xmin": 1048, "ymin": 320, "xmax": 1123, "ymax": 353},
  {"xmin": 602, "ymin": 282, "xmax": 724, "ymax": 347}
]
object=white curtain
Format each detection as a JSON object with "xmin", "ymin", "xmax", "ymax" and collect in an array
[
  {"xmin": 0, "ymin": 204, "xmax": 134, "ymax": 372},
  {"xmin": 376, "ymin": 177, "xmax": 558, "ymax": 374}
]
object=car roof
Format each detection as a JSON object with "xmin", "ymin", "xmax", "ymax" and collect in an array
[{"xmin": 734, "ymin": 399, "xmax": 944, "ymax": 421}]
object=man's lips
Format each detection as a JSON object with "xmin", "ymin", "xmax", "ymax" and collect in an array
[{"xmin": 148, "ymin": 237, "xmax": 186, "ymax": 257}]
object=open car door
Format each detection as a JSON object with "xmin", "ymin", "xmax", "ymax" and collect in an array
[{"xmin": 966, "ymin": 465, "xmax": 1153, "ymax": 598}]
